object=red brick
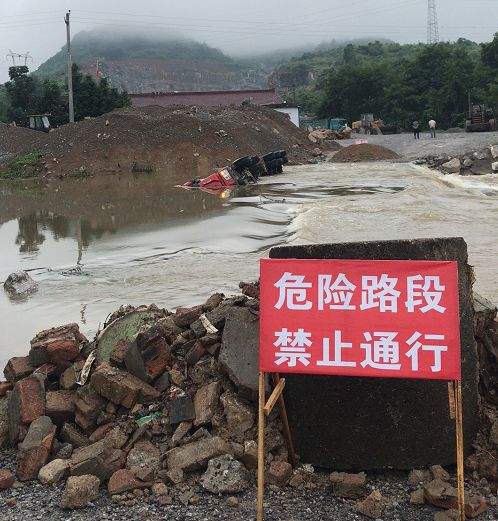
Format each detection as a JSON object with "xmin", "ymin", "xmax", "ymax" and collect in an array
[
  {"xmin": 46, "ymin": 390, "xmax": 77, "ymax": 425},
  {"xmin": 3, "ymin": 357, "xmax": 33, "ymax": 383},
  {"xmin": 29, "ymin": 324, "xmax": 87, "ymax": 367},
  {"xmin": 16, "ymin": 376, "xmax": 46, "ymax": 424}
]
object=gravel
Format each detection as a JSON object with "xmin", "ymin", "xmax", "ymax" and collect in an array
[{"xmin": 1, "ymin": 449, "xmax": 497, "ymax": 520}]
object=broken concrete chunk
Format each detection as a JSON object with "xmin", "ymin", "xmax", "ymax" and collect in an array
[
  {"xmin": 169, "ymin": 394, "xmax": 195, "ymax": 425},
  {"xmin": 126, "ymin": 439, "xmax": 161, "ymax": 473},
  {"xmin": 17, "ymin": 416, "xmax": 56, "ymax": 481},
  {"xmin": 60, "ymin": 474, "xmax": 100, "ymax": 509},
  {"xmin": 219, "ymin": 307, "xmax": 259, "ymax": 397},
  {"xmin": 267, "ymin": 461, "xmax": 292, "ymax": 486},
  {"xmin": 173, "ymin": 305, "xmax": 204, "ymax": 328},
  {"xmin": 430, "ymin": 464, "xmax": 450, "ymax": 481},
  {"xmin": 441, "ymin": 158, "xmax": 461, "ymax": 174},
  {"xmin": 29, "ymin": 323, "xmax": 86, "ymax": 367},
  {"xmin": 329, "ymin": 471, "xmax": 367, "ymax": 499},
  {"xmin": 3, "ymin": 356, "xmax": 34, "ymax": 383},
  {"xmin": 200, "ymin": 454, "xmax": 250, "ymax": 493},
  {"xmin": 69, "ymin": 439, "xmax": 117, "ymax": 481},
  {"xmin": 220, "ymin": 391, "xmax": 255, "ymax": 436},
  {"xmin": 90, "ymin": 362, "xmax": 160, "ymax": 409},
  {"xmin": 241, "ymin": 440, "xmax": 258, "ymax": 469},
  {"xmin": 194, "ymin": 381, "xmax": 221, "ymax": 426},
  {"xmin": 410, "ymin": 488, "xmax": 425, "ymax": 504},
  {"xmin": 424, "ymin": 478, "xmax": 458, "ymax": 510},
  {"xmin": 60, "ymin": 422, "xmax": 90, "ymax": 448},
  {"xmin": 38, "ymin": 458, "xmax": 70, "ymax": 485},
  {"xmin": 408, "ymin": 468, "xmax": 431, "ymax": 485},
  {"xmin": 355, "ymin": 489, "xmax": 386, "ymax": 519},
  {"xmin": 164, "ymin": 436, "xmax": 231, "ymax": 472},
  {"xmin": 3, "ymin": 270, "xmax": 37, "ymax": 296}
]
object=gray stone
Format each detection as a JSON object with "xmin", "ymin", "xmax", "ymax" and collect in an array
[
  {"xmin": 200, "ymin": 454, "xmax": 250, "ymax": 493},
  {"xmin": 164, "ymin": 436, "xmax": 231, "ymax": 471},
  {"xmin": 355, "ymin": 489, "xmax": 386, "ymax": 519},
  {"xmin": 490, "ymin": 144, "xmax": 498, "ymax": 159},
  {"xmin": 194, "ymin": 381, "xmax": 221, "ymax": 426},
  {"xmin": 270, "ymin": 238, "xmax": 478, "ymax": 470},
  {"xmin": 3, "ymin": 270, "xmax": 37, "ymax": 296},
  {"xmin": 60, "ymin": 474, "xmax": 100, "ymax": 509},
  {"xmin": 441, "ymin": 158, "xmax": 461, "ymax": 174},
  {"xmin": 17, "ymin": 416, "xmax": 56, "ymax": 481},
  {"xmin": 492, "ymin": 161, "xmax": 498, "ymax": 173},
  {"xmin": 38, "ymin": 458, "xmax": 70, "ymax": 484},
  {"xmin": 219, "ymin": 307, "xmax": 259, "ymax": 397},
  {"xmin": 126, "ymin": 439, "xmax": 161, "ymax": 473},
  {"xmin": 220, "ymin": 391, "xmax": 255, "ymax": 436},
  {"xmin": 169, "ymin": 394, "xmax": 195, "ymax": 425}
]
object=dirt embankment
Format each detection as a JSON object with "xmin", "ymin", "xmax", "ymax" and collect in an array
[
  {"xmin": 0, "ymin": 106, "xmax": 325, "ymax": 180},
  {"xmin": 331, "ymin": 143, "xmax": 400, "ymax": 163}
]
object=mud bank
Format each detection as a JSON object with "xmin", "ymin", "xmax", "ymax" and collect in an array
[{"xmin": 0, "ymin": 106, "xmax": 334, "ymax": 181}]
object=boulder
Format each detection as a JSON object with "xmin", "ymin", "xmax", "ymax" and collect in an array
[
  {"xmin": 17, "ymin": 415, "xmax": 56, "ymax": 481},
  {"xmin": 219, "ymin": 307, "xmax": 259, "ymax": 397},
  {"xmin": 200, "ymin": 454, "xmax": 250, "ymax": 493},
  {"xmin": 60, "ymin": 474, "xmax": 100, "ymax": 509},
  {"xmin": 194, "ymin": 381, "xmax": 221, "ymax": 426},
  {"xmin": 269, "ymin": 238, "xmax": 478, "ymax": 469},
  {"xmin": 164, "ymin": 436, "xmax": 231, "ymax": 471},
  {"xmin": 108, "ymin": 468, "xmax": 150, "ymax": 495},
  {"xmin": 38, "ymin": 458, "xmax": 70, "ymax": 484},
  {"xmin": 29, "ymin": 323, "xmax": 86, "ymax": 367},
  {"xmin": 3, "ymin": 270, "xmax": 37, "ymax": 295},
  {"xmin": 492, "ymin": 161, "xmax": 498, "ymax": 173},
  {"xmin": 220, "ymin": 391, "xmax": 255, "ymax": 436},
  {"xmin": 3, "ymin": 356, "xmax": 34, "ymax": 383},
  {"xmin": 90, "ymin": 362, "xmax": 160, "ymax": 408},
  {"xmin": 8, "ymin": 375, "xmax": 45, "ymax": 444},
  {"xmin": 355, "ymin": 489, "xmax": 386, "ymax": 519},
  {"xmin": 490, "ymin": 144, "xmax": 498, "ymax": 159},
  {"xmin": 329, "ymin": 472, "xmax": 367, "ymax": 499},
  {"xmin": 441, "ymin": 158, "xmax": 461, "ymax": 174}
]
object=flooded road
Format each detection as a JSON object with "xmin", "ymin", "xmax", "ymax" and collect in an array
[{"xmin": 1, "ymin": 162, "xmax": 497, "ymax": 366}]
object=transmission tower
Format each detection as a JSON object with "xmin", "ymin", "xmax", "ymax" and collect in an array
[
  {"xmin": 6, "ymin": 50, "xmax": 33, "ymax": 66},
  {"xmin": 427, "ymin": 0, "xmax": 440, "ymax": 44}
]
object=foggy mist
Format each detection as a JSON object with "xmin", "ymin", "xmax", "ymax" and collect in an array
[{"xmin": 1, "ymin": 0, "xmax": 496, "ymax": 81}]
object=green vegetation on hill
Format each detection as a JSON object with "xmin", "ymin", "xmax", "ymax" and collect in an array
[
  {"xmin": 278, "ymin": 36, "xmax": 498, "ymax": 129},
  {"xmin": 36, "ymin": 29, "xmax": 236, "ymax": 81}
]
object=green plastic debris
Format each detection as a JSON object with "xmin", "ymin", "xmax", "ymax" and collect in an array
[{"xmin": 136, "ymin": 412, "xmax": 162, "ymax": 427}]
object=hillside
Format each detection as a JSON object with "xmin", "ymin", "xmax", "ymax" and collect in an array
[{"xmin": 35, "ymin": 28, "xmax": 270, "ymax": 93}]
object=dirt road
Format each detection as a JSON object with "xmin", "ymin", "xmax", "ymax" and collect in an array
[{"xmin": 340, "ymin": 131, "xmax": 498, "ymax": 161}]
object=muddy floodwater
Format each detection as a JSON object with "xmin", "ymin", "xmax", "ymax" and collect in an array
[{"xmin": 1, "ymin": 162, "xmax": 497, "ymax": 367}]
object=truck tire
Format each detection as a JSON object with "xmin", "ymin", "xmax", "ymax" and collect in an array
[{"xmin": 233, "ymin": 156, "xmax": 260, "ymax": 171}]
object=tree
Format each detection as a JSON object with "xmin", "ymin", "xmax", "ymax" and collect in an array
[{"xmin": 481, "ymin": 33, "xmax": 498, "ymax": 69}]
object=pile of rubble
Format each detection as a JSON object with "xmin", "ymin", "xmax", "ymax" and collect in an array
[
  {"xmin": 308, "ymin": 127, "xmax": 351, "ymax": 143},
  {"xmin": 417, "ymin": 144, "xmax": 498, "ymax": 176},
  {"xmin": 0, "ymin": 283, "xmax": 496, "ymax": 519}
]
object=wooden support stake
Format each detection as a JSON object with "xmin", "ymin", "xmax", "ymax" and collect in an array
[
  {"xmin": 454, "ymin": 380, "xmax": 466, "ymax": 521},
  {"xmin": 447, "ymin": 381, "xmax": 456, "ymax": 420},
  {"xmin": 257, "ymin": 371, "xmax": 266, "ymax": 521},
  {"xmin": 271, "ymin": 373, "xmax": 296, "ymax": 467},
  {"xmin": 264, "ymin": 378, "xmax": 286, "ymax": 416}
]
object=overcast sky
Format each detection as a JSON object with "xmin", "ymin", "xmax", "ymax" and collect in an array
[{"xmin": 0, "ymin": 0, "xmax": 496, "ymax": 82}]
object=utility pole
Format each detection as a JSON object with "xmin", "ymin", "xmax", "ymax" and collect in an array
[
  {"xmin": 427, "ymin": 0, "xmax": 440, "ymax": 44},
  {"xmin": 65, "ymin": 10, "xmax": 75, "ymax": 123}
]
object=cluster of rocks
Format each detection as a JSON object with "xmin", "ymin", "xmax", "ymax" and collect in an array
[
  {"xmin": 0, "ymin": 282, "xmax": 496, "ymax": 520},
  {"xmin": 418, "ymin": 144, "xmax": 498, "ymax": 176},
  {"xmin": 0, "ymin": 282, "xmax": 291, "ymax": 510}
]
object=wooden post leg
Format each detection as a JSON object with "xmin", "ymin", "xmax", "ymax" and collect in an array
[
  {"xmin": 272, "ymin": 373, "xmax": 296, "ymax": 467},
  {"xmin": 257, "ymin": 372, "xmax": 266, "ymax": 521},
  {"xmin": 454, "ymin": 380, "xmax": 465, "ymax": 521}
]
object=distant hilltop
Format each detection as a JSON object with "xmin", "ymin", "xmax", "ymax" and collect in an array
[{"xmin": 35, "ymin": 27, "xmax": 271, "ymax": 93}]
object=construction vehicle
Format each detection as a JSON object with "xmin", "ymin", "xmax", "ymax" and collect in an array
[
  {"xmin": 181, "ymin": 150, "xmax": 288, "ymax": 195},
  {"xmin": 28, "ymin": 114, "xmax": 51, "ymax": 132},
  {"xmin": 465, "ymin": 104, "xmax": 496, "ymax": 132}
]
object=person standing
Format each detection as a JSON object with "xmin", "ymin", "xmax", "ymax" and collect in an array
[
  {"xmin": 412, "ymin": 120, "xmax": 420, "ymax": 139},
  {"xmin": 429, "ymin": 118, "xmax": 437, "ymax": 138}
]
